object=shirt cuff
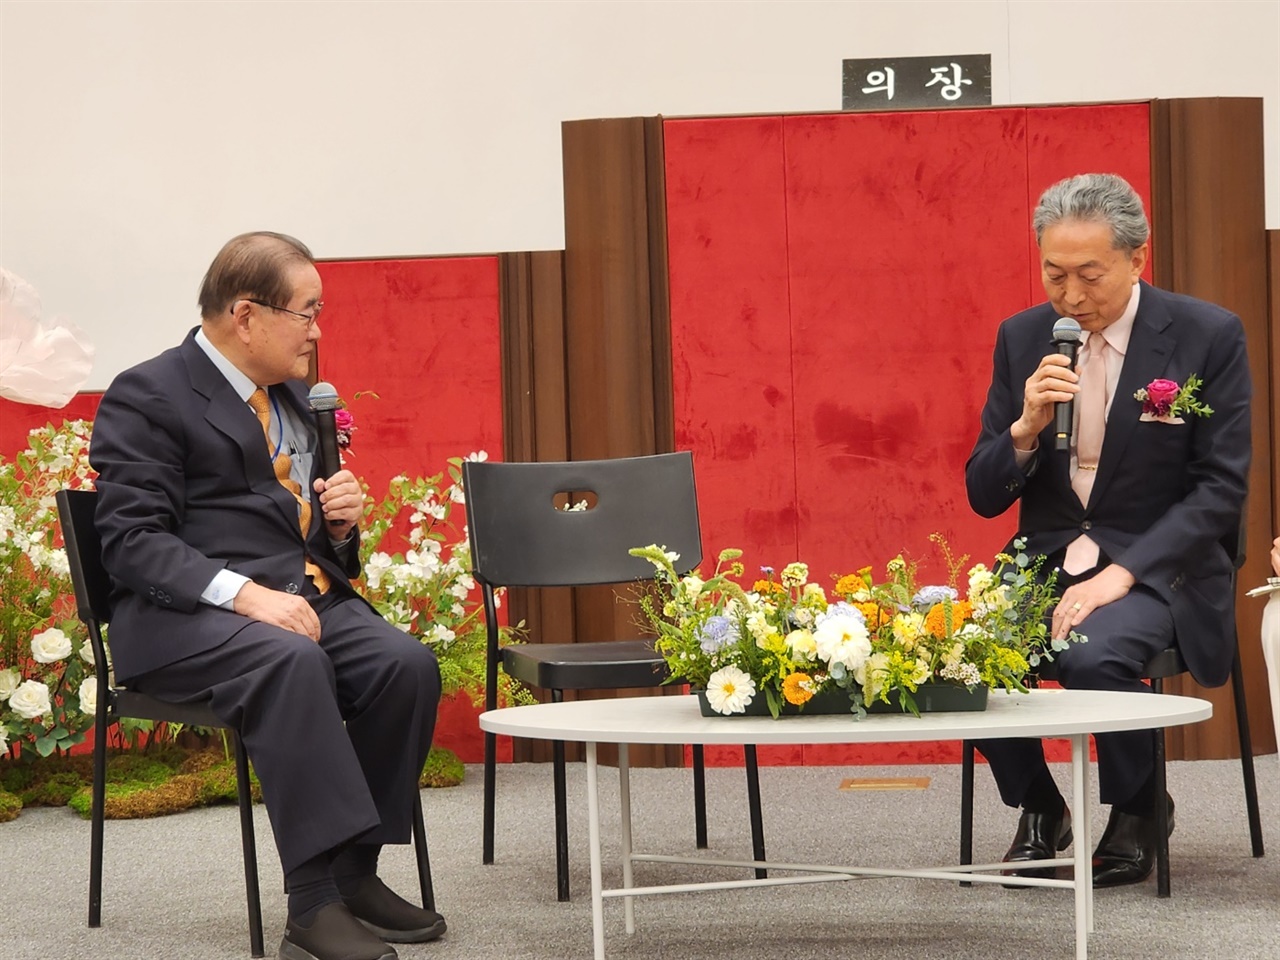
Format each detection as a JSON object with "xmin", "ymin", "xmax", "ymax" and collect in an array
[
  {"xmin": 202, "ymin": 569, "xmax": 251, "ymax": 610},
  {"xmin": 1013, "ymin": 441, "xmax": 1038, "ymax": 471}
]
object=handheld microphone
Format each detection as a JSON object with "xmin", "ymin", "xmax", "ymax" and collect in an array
[
  {"xmin": 1051, "ymin": 317, "xmax": 1083, "ymax": 452},
  {"xmin": 308, "ymin": 383, "xmax": 344, "ymax": 526}
]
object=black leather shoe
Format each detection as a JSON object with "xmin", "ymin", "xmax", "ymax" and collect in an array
[
  {"xmin": 279, "ymin": 902, "xmax": 397, "ymax": 960},
  {"xmin": 1002, "ymin": 806, "xmax": 1073, "ymax": 885},
  {"xmin": 343, "ymin": 875, "xmax": 447, "ymax": 944},
  {"xmin": 1092, "ymin": 794, "xmax": 1175, "ymax": 888}
]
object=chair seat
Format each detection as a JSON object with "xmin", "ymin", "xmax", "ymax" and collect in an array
[
  {"xmin": 112, "ymin": 690, "xmax": 228, "ymax": 728},
  {"xmin": 501, "ymin": 640, "xmax": 669, "ymax": 691},
  {"xmin": 1035, "ymin": 645, "xmax": 1186, "ymax": 684}
]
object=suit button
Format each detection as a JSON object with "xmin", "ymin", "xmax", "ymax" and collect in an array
[
  {"xmin": 1006, "ymin": 481, "xmax": 1019, "ymax": 492},
  {"xmin": 285, "ymin": 582, "xmax": 300, "ymax": 595},
  {"xmin": 1081, "ymin": 520, "xmax": 1092, "ymax": 531}
]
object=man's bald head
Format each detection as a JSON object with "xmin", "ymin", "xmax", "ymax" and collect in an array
[{"xmin": 197, "ymin": 231, "xmax": 315, "ymax": 322}]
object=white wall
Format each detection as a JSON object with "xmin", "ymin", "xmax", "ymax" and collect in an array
[{"xmin": 2, "ymin": 0, "xmax": 1277, "ymax": 390}]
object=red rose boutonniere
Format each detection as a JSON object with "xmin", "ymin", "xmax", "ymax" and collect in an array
[{"xmin": 1133, "ymin": 374, "xmax": 1213, "ymax": 424}]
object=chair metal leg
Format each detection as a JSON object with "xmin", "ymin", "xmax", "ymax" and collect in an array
[
  {"xmin": 552, "ymin": 736, "xmax": 570, "ymax": 902},
  {"xmin": 1229, "ymin": 648, "xmax": 1264, "ymax": 857},
  {"xmin": 960, "ymin": 740, "xmax": 975, "ymax": 887},
  {"xmin": 691, "ymin": 744, "xmax": 708, "ymax": 849},
  {"xmin": 232, "ymin": 733, "xmax": 265, "ymax": 958},
  {"xmin": 88, "ymin": 706, "xmax": 109, "ymax": 928},
  {"xmin": 1153, "ymin": 725, "xmax": 1171, "ymax": 898},
  {"xmin": 411, "ymin": 790, "xmax": 436, "ymax": 911},
  {"xmin": 551, "ymin": 690, "xmax": 570, "ymax": 902},
  {"xmin": 482, "ymin": 731, "xmax": 497, "ymax": 866},
  {"xmin": 743, "ymin": 745, "xmax": 766, "ymax": 880}
]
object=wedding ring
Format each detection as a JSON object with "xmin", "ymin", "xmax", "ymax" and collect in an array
[{"xmin": 1071, "ymin": 602, "xmax": 1082, "ymax": 610}]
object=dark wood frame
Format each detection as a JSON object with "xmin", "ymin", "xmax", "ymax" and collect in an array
[{"xmin": 557, "ymin": 98, "xmax": 1277, "ymax": 762}]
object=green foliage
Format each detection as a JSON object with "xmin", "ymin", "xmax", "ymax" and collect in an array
[
  {"xmin": 355, "ymin": 455, "xmax": 533, "ymax": 707},
  {"xmin": 0, "ymin": 787, "xmax": 20, "ymax": 822},
  {"xmin": 419, "ymin": 746, "xmax": 464, "ymax": 788},
  {"xmin": 1171, "ymin": 373, "xmax": 1214, "ymax": 419}
]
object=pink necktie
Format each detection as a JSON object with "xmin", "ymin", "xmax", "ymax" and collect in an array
[{"xmin": 1064, "ymin": 337, "xmax": 1110, "ymax": 575}]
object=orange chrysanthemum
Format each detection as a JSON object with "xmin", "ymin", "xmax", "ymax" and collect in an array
[
  {"xmin": 924, "ymin": 600, "xmax": 974, "ymax": 638},
  {"xmin": 853, "ymin": 601, "xmax": 893, "ymax": 628},
  {"xmin": 782, "ymin": 672, "xmax": 814, "ymax": 706},
  {"xmin": 834, "ymin": 573, "xmax": 866, "ymax": 597},
  {"xmin": 753, "ymin": 579, "xmax": 787, "ymax": 596}
]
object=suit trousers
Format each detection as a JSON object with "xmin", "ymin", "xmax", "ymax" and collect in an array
[
  {"xmin": 130, "ymin": 593, "xmax": 441, "ymax": 873},
  {"xmin": 976, "ymin": 581, "xmax": 1174, "ymax": 809}
]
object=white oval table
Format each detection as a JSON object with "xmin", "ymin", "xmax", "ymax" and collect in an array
[{"xmin": 480, "ymin": 688, "xmax": 1212, "ymax": 960}]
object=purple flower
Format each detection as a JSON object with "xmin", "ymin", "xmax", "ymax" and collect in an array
[
  {"xmin": 760, "ymin": 566, "xmax": 775, "ymax": 576},
  {"xmin": 698, "ymin": 615, "xmax": 740, "ymax": 654}
]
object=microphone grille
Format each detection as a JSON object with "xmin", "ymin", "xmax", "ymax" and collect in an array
[
  {"xmin": 1052, "ymin": 316, "xmax": 1083, "ymax": 342},
  {"xmin": 308, "ymin": 381, "xmax": 341, "ymax": 412}
]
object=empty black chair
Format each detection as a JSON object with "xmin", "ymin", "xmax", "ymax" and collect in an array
[
  {"xmin": 57, "ymin": 489, "xmax": 435, "ymax": 957},
  {"xmin": 958, "ymin": 522, "xmax": 1264, "ymax": 897},
  {"xmin": 463, "ymin": 452, "xmax": 766, "ymax": 901}
]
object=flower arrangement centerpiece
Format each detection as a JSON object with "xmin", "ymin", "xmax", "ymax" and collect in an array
[
  {"xmin": 356, "ymin": 452, "xmax": 530, "ymax": 706},
  {"xmin": 630, "ymin": 535, "xmax": 1083, "ymax": 718},
  {"xmin": 0, "ymin": 420, "xmax": 98, "ymax": 760}
]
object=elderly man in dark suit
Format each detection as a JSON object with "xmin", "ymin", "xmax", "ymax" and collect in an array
[
  {"xmin": 966, "ymin": 173, "xmax": 1251, "ymax": 887},
  {"xmin": 90, "ymin": 232, "xmax": 444, "ymax": 960}
]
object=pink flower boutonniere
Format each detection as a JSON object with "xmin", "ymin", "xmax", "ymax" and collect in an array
[
  {"xmin": 1133, "ymin": 374, "xmax": 1213, "ymax": 424},
  {"xmin": 334, "ymin": 407, "xmax": 356, "ymax": 453}
]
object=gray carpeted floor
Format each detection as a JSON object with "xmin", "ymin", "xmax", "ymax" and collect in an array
[{"xmin": 3, "ymin": 757, "xmax": 1279, "ymax": 960}]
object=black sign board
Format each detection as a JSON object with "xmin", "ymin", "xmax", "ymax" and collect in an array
[{"xmin": 842, "ymin": 54, "xmax": 992, "ymax": 111}]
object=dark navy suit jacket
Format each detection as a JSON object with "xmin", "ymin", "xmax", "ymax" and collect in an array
[
  {"xmin": 965, "ymin": 281, "xmax": 1251, "ymax": 687},
  {"xmin": 90, "ymin": 329, "xmax": 363, "ymax": 683}
]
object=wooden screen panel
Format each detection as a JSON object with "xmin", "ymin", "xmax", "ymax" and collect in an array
[
  {"xmin": 663, "ymin": 116, "xmax": 799, "ymax": 572},
  {"xmin": 784, "ymin": 108, "xmax": 1030, "ymax": 587}
]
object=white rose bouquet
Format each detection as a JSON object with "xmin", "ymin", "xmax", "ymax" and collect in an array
[{"xmin": 1, "ymin": 420, "xmax": 98, "ymax": 759}]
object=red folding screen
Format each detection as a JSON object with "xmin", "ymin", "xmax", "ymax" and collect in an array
[{"xmin": 662, "ymin": 103, "xmax": 1152, "ymax": 763}]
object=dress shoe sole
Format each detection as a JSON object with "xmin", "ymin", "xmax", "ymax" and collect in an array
[
  {"xmin": 279, "ymin": 938, "xmax": 396, "ymax": 960},
  {"xmin": 357, "ymin": 916, "xmax": 447, "ymax": 944}
]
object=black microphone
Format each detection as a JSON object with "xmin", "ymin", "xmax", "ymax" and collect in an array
[
  {"xmin": 1051, "ymin": 317, "xmax": 1083, "ymax": 451},
  {"xmin": 308, "ymin": 381, "xmax": 343, "ymax": 496}
]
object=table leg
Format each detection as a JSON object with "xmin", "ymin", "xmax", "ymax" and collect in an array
[
  {"xmin": 1083, "ymin": 745, "xmax": 1093, "ymax": 934},
  {"xmin": 586, "ymin": 742, "xmax": 605, "ymax": 960},
  {"xmin": 618, "ymin": 743, "xmax": 635, "ymax": 934},
  {"xmin": 1071, "ymin": 734, "xmax": 1090, "ymax": 959}
]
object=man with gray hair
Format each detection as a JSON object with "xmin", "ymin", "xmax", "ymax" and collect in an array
[
  {"xmin": 966, "ymin": 173, "xmax": 1251, "ymax": 887},
  {"xmin": 91, "ymin": 232, "xmax": 446, "ymax": 958}
]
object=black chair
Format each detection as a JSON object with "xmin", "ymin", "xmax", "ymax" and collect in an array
[
  {"xmin": 463, "ymin": 452, "xmax": 766, "ymax": 901},
  {"xmin": 958, "ymin": 526, "xmax": 1264, "ymax": 897},
  {"xmin": 57, "ymin": 489, "xmax": 435, "ymax": 957}
]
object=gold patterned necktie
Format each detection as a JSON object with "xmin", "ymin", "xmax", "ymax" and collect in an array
[{"xmin": 247, "ymin": 388, "xmax": 331, "ymax": 593}]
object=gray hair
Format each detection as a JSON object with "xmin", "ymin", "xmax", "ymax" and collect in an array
[{"xmin": 1032, "ymin": 173, "xmax": 1150, "ymax": 251}]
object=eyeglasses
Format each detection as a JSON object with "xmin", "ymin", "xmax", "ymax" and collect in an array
[{"xmin": 238, "ymin": 298, "xmax": 324, "ymax": 327}]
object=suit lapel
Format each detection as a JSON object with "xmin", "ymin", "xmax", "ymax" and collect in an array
[
  {"xmin": 179, "ymin": 335, "xmax": 302, "ymax": 532},
  {"xmin": 1089, "ymin": 284, "xmax": 1175, "ymax": 506}
]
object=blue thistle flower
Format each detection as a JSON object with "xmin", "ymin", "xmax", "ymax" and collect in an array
[{"xmin": 698, "ymin": 615, "xmax": 740, "ymax": 654}]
